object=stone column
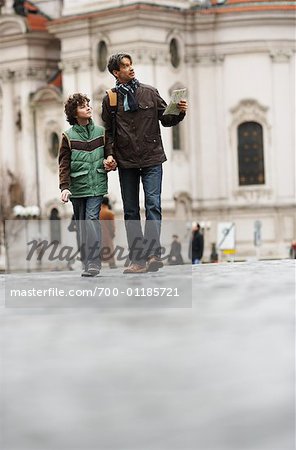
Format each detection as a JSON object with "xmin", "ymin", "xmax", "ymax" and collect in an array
[
  {"xmin": 2, "ymin": 0, "xmax": 14, "ymax": 14},
  {"xmin": 0, "ymin": 69, "xmax": 16, "ymax": 174},
  {"xmin": 270, "ymin": 50, "xmax": 294, "ymax": 200},
  {"xmin": 270, "ymin": 50, "xmax": 294, "ymax": 253}
]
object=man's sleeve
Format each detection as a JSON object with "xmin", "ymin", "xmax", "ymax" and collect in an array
[
  {"xmin": 58, "ymin": 135, "xmax": 71, "ymax": 191},
  {"xmin": 155, "ymin": 89, "xmax": 186, "ymax": 127},
  {"xmin": 101, "ymin": 95, "xmax": 115, "ymax": 158}
]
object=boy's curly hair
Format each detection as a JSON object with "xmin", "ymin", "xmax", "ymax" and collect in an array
[{"xmin": 64, "ymin": 93, "xmax": 90, "ymax": 125}]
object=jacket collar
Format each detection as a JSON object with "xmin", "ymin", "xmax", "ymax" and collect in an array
[{"xmin": 73, "ymin": 119, "xmax": 95, "ymax": 140}]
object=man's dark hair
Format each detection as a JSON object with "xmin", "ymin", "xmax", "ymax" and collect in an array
[
  {"xmin": 64, "ymin": 93, "xmax": 90, "ymax": 125},
  {"xmin": 107, "ymin": 53, "xmax": 132, "ymax": 77}
]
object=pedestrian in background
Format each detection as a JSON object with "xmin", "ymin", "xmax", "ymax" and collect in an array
[
  {"xmin": 168, "ymin": 234, "xmax": 184, "ymax": 265},
  {"xmin": 102, "ymin": 52, "xmax": 188, "ymax": 274},
  {"xmin": 59, "ymin": 93, "xmax": 113, "ymax": 277},
  {"xmin": 99, "ymin": 196, "xmax": 117, "ymax": 268},
  {"xmin": 210, "ymin": 242, "xmax": 218, "ymax": 263},
  {"xmin": 189, "ymin": 223, "xmax": 204, "ymax": 264},
  {"xmin": 289, "ymin": 240, "xmax": 296, "ymax": 259}
]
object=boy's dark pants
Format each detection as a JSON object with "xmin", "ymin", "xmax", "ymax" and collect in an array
[{"xmin": 71, "ymin": 196, "xmax": 103, "ymax": 269}]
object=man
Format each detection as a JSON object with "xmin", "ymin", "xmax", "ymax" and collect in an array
[
  {"xmin": 189, "ymin": 223, "xmax": 204, "ymax": 264},
  {"xmin": 102, "ymin": 52, "xmax": 188, "ymax": 274},
  {"xmin": 59, "ymin": 93, "xmax": 112, "ymax": 277},
  {"xmin": 168, "ymin": 234, "xmax": 184, "ymax": 265}
]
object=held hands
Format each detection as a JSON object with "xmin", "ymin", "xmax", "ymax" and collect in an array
[
  {"xmin": 61, "ymin": 189, "xmax": 72, "ymax": 203},
  {"xmin": 177, "ymin": 100, "xmax": 188, "ymax": 113},
  {"xmin": 103, "ymin": 155, "xmax": 117, "ymax": 171}
]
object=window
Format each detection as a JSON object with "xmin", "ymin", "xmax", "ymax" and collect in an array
[
  {"xmin": 49, "ymin": 132, "xmax": 59, "ymax": 159},
  {"xmin": 172, "ymin": 124, "xmax": 181, "ymax": 150},
  {"xmin": 97, "ymin": 40, "xmax": 108, "ymax": 72},
  {"xmin": 169, "ymin": 38, "xmax": 180, "ymax": 68},
  {"xmin": 238, "ymin": 122, "xmax": 265, "ymax": 186}
]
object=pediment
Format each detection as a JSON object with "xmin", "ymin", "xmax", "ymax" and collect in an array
[
  {"xmin": 0, "ymin": 17, "xmax": 27, "ymax": 36},
  {"xmin": 30, "ymin": 86, "xmax": 63, "ymax": 106}
]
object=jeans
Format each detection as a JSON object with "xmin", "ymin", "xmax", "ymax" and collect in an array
[
  {"xmin": 118, "ymin": 164, "xmax": 163, "ymax": 264},
  {"xmin": 71, "ymin": 196, "xmax": 103, "ymax": 269}
]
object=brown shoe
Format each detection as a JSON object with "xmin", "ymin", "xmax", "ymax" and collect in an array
[
  {"xmin": 123, "ymin": 263, "xmax": 147, "ymax": 274},
  {"xmin": 146, "ymin": 256, "xmax": 164, "ymax": 272}
]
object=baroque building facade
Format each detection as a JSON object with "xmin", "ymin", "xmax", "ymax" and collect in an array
[{"xmin": 0, "ymin": 0, "xmax": 295, "ymax": 261}]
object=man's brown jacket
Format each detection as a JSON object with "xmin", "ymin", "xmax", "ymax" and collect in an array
[{"xmin": 101, "ymin": 83, "xmax": 185, "ymax": 169}]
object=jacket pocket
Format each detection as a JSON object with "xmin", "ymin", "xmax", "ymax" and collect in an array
[
  {"xmin": 95, "ymin": 168, "xmax": 107, "ymax": 192},
  {"xmin": 117, "ymin": 136, "xmax": 130, "ymax": 153},
  {"xmin": 143, "ymin": 134, "xmax": 161, "ymax": 152},
  {"xmin": 139, "ymin": 101, "xmax": 154, "ymax": 117},
  {"xmin": 119, "ymin": 135, "xmax": 130, "ymax": 147},
  {"xmin": 70, "ymin": 169, "xmax": 89, "ymax": 193},
  {"xmin": 70, "ymin": 169, "xmax": 89, "ymax": 178}
]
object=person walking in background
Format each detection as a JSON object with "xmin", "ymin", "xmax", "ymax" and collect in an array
[
  {"xmin": 189, "ymin": 223, "xmax": 204, "ymax": 264},
  {"xmin": 289, "ymin": 240, "xmax": 296, "ymax": 259},
  {"xmin": 210, "ymin": 242, "xmax": 219, "ymax": 263},
  {"xmin": 102, "ymin": 52, "xmax": 188, "ymax": 274},
  {"xmin": 168, "ymin": 234, "xmax": 184, "ymax": 265},
  {"xmin": 59, "ymin": 93, "xmax": 113, "ymax": 277},
  {"xmin": 99, "ymin": 196, "xmax": 117, "ymax": 268}
]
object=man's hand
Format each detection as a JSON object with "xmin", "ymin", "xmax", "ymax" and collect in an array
[
  {"xmin": 61, "ymin": 189, "xmax": 72, "ymax": 203},
  {"xmin": 104, "ymin": 155, "xmax": 117, "ymax": 171},
  {"xmin": 177, "ymin": 100, "xmax": 188, "ymax": 113}
]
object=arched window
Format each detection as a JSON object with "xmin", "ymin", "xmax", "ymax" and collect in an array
[
  {"xmin": 238, "ymin": 122, "xmax": 265, "ymax": 186},
  {"xmin": 50, "ymin": 208, "xmax": 61, "ymax": 242},
  {"xmin": 97, "ymin": 40, "xmax": 108, "ymax": 72},
  {"xmin": 49, "ymin": 132, "xmax": 59, "ymax": 159},
  {"xmin": 169, "ymin": 38, "xmax": 180, "ymax": 68}
]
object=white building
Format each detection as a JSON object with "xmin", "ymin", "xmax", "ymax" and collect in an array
[{"xmin": 0, "ymin": 0, "xmax": 295, "ymax": 261}]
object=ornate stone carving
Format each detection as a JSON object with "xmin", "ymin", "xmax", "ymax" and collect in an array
[
  {"xmin": 185, "ymin": 53, "xmax": 224, "ymax": 65},
  {"xmin": 230, "ymin": 99, "xmax": 269, "ymax": 126},
  {"xmin": 59, "ymin": 57, "xmax": 94, "ymax": 73},
  {"xmin": 233, "ymin": 187, "xmax": 272, "ymax": 202},
  {"xmin": 0, "ymin": 68, "xmax": 15, "ymax": 81},
  {"xmin": 269, "ymin": 50, "xmax": 293, "ymax": 63},
  {"xmin": 196, "ymin": 54, "xmax": 225, "ymax": 65},
  {"xmin": 0, "ymin": 66, "xmax": 49, "ymax": 81},
  {"xmin": 129, "ymin": 48, "xmax": 170, "ymax": 65}
]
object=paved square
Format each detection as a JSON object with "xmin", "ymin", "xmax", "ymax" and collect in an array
[{"xmin": 1, "ymin": 260, "xmax": 294, "ymax": 450}]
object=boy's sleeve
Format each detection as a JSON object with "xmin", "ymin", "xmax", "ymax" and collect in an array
[
  {"xmin": 101, "ymin": 95, "xmax": 115, "ymax": 158},
  {"xmin": 58, "ymin": 135, "xmax": 71, "ymax": 191}
]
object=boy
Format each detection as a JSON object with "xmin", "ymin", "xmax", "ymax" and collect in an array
[{"xmin": 59, "ymin": 93, "xmax": 114, "ymax": 277}]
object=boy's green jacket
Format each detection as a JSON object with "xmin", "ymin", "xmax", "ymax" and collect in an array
[{"xmin": 61, "ymin": 120, "xmax": 107, "ymax": 198}]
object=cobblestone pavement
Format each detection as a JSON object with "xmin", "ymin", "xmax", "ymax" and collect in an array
[{"xmin": 0, "ymin": 260, "xmax": 295, "ymax": 450}]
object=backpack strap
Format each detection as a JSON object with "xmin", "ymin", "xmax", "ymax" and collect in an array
[
  {"xmin": 107, "ymin": 89, "xmax": 117, "ymax": 108},
  {"xmin": 106, "ymin": 89, "xmax": 117, "ymax": 140}
]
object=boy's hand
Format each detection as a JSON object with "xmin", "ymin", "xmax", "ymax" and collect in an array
[
  {"xmin": 104, "ymin": 155, "xmax": 117, "ymax": 171},
  {"xmin": 177, "ymin": 100, "xmax": 188, "ymax": 113},
  {"xmin": 61, "ymin": 189, "xmax": 72, "ymax": 203}
]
